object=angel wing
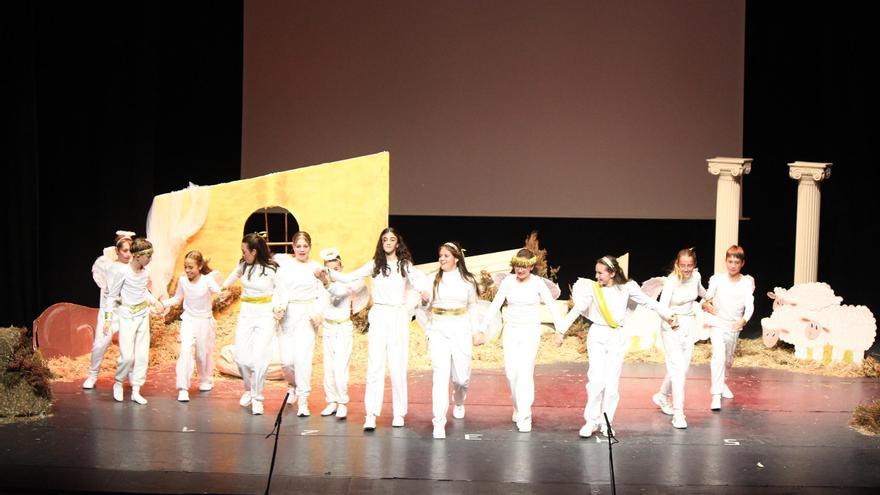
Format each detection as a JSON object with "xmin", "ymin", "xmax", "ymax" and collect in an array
[
  {"xmin": 640, "ymin": 276, "xmax": 667, "ymax": 301},
  {"xmin": 348, "ymin": 279, "xmax": 370, "ymax": 314},
  {"xmin": 491, "ymin": 272, "xmax": 508, "ymax": 289},
  {"xmin": 541, "ymin": 276, "xmax": 562, "ymax": 300},
  {"xmin": 91, "ymin": 254, "xmax": 115, "ymax": 290},
  {"xmin": 273, "ymin": 253, "xmax": 294, "ymax": 268}
]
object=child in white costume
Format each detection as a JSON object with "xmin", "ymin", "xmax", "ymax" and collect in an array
[
  {"xmin": 559, "ymin": 255, "xmax": 675, "ymax": 438},
  {"xmin": 273, "ymin": 231, "xmax": 328, "ymax": 417},
  {"xmin": 104, "ymin": 238, "xmax": 161, "ymax": 405},
  {"xmin": 702, "ymin": 245, "xmax": 754, "ymax": 411},
  {"xmin": 475, "ymin": 248, "xmax": 564, "ymax": 433},
  {"xmin": 83, "ymin": 231, "xmax": 134, "ymax": 389},
  {"xmin": 327, "ymin": 228, "xmax": 429, "ymax": 430},
  {"xmin": 651, "ymin": 248, "xmax": 706, "ymax": 429},
  {"xmin": 221, "ymin": 233, "xmax": 283, "ymax": 416},
  {"xmin": 318, "ymin": 248, "xmax": 368, "ymax": 420},
  {"xmin": 424, "ymin": 242, "xmax": 480, "ymax": 439},
  {"xmin": 161, "ymin": 250, "xmax": 222, "ymax": 402}
]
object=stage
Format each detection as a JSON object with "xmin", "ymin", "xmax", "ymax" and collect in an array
[{"xmin": 1, "ymin": 361, "xmax": 879, "ymax": 494}]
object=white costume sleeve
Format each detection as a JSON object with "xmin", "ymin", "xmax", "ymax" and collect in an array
[
  {"xmin": 221, "ymin": 263, "xmax": 244, "ymax": 289},
  {"xmin": 559, "ymin": 279, "xmax": 594, "ymax": 333},
  {"xmin": 480, "ymin": 276, "xmax": 510, "ymax": 332},
  {"xmin": 162, "ymin": 275, "xmax": 186, "ymax": 307},
  {"xmin": 537, "ymin": 278, "xmax": 564, "ymax": 333},
  {"xmin": 624, "ymin": 280, "xmax": 672, "ymax": 320},
  {"xmin": 742, "ymin": 275, "xmax": 755, "ymax": 322},
  {"xmin": 329, "ymin": 261, "xmax": 375, "ymax": 283}
]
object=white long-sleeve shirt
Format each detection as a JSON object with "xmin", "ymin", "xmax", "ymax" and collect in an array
[
  {"xmin": 428, "ymin": 268, "xmax": 480, "ymax": 332},
  {"xmin": 482, "ymin": 274, "xmax": 562, "ymax": 331},
  {"xmin": 704, "ymin": 273, "xmax": 755, "ymax": 325},
  {"xmin": 274, "ymin": 259, "xmax": 328, "ymax": 312},
  {"xmin": 659, "ymin": 270, "xmax": 707, "ymax": 316},
  {"xmin": 330, "ymin": 259, "xmax": 426, "ymax": 306},
  {"xmin": 561, "ymin": 279, "xmax": 672, "ymax": 332},
  {"xmin": 162, "ymin": 274, "xmax": 221, "ymax": 319},
  {"xmin": 105, "ymin": 264, "xmax": 158, "ymax": 317},
  {"xmin": 222, "ymin": 262, "xmax": 282, "ymax": 306}
]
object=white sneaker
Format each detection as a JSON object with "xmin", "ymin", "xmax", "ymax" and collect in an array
[
  {"xmin": 579, "ymin": 422, "xmax": 598, "ymax": 438},
  {"xmin": 177, "ymin": 390, "xmax": 190, "ymax": 402},
  {"xmin": 600, "ymin": 422, "xmax": 614, "ymax": 437},
  {"xmin": 363, "ymin": 414, "xmax": 377, "ymax": 430},
  {"xmin": 452, "ymin": 405, "xmax": 466, "ymax": 419},
  {"xmin": 512, "ymin": 410, "xmax": 518, "ymax": 423},
  {"xmin": 239, "ymin": 391, "xmax": 252, "ymax": 407},
  {"xmin": 286, "ymin": 388, "xmax": 296, "ymax": 404},
  {"xmin": 433, "ymin": 424, "xmax": 446, "ymax": 439},
  {"xmin": 652, "ymin": 392, "xmax": 674, "ymax": 416},
  {"xmin": 722, "ymin": 384, "xmax": 734, "ymax": 399},
  {"xmin": 516, "ymin": 418, "xmax": 532, "ymax": 433},
  {"xmin": 392, "ymin": 415, "xmax": 405, "ymax": 427},
  {"xmin": 321, "ymin": 403, "xmax": 338, "ymax": 416},
  {"xmin": 198, "ymin": 382, "xmax": 213, "ymax": 392},
  {"xmin": 82, "ymin": 375, "xmax": 98, "ymax": 389},
  {"xmin": 672, "ymin": 414, "xmax": 688, "ymax": 429},
  {"xmin": 113, "ymin": 382, "xmax": 124, "ymax": 402},
  {"xmin": 251, "ymin": 399, "xmax": 264, "ymax": 415},
  {"xmin": 131, "ymin": 387, "xmax": 148, "ymax": 405},
  {"xmin": 335, "ymin": 404, "xmax": 348, "ymax": 419},
  {"xmin": 297, "ymin": 396, "xmax": 310, "ymax": 417},
  {"xmin": 710, "ymin": 394, "xmax": 721, "ymax": 411}
]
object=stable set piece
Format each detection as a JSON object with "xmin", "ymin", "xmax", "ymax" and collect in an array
[{"xmin": 85, "ymin": 228, "xmax": 755, "ymax": 438}]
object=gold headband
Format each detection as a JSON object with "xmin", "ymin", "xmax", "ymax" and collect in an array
[
  {"xmin": 510, "ymin": 255, "xmax": 537, "ymax": 268},
  {"xmin": 601, "ymin": 256, "xmax": 616, "ymax": 270},
  {"xmin": 443, "ymin": 242, "xmax": 465, "ymax": 256},
  {"xmin": 132, "ymin": 248, "xmax": 153, "ymax": 257}
]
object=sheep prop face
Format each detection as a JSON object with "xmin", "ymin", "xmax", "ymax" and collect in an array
[{"xmin": 761, "ymin": 283, "xmax": 877, "ymax": 366}]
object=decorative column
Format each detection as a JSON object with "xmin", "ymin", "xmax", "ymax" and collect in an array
[
  {"xmin": 788, "ymin": 161, "xmax": 832, "ymax": 284},
  {"xmin": 707, "ymin": 157, "xmax": 753, "ymax": 274}
]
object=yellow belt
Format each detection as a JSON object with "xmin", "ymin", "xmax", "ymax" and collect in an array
[
  {"xmin": 241, "ymin": 295, "xmax": 273, "ymax": 304},
  {"xmin": 373, "ymin": 302, "xmax": 403, "ymax": 308},
  {"xmin": 431, "ymin": 306, "xmax": 467, "ymax": 316},
  {"xmin": 128, "ymin": 301, "xmax": 150, "ymax": 314},
  {"xmin": 324, "ymin": 317, "xmax": 351, "ymax": 325}
]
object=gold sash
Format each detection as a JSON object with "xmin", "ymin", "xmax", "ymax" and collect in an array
[{"xmin": 592, "ymin": 282, "xmax": 620, "ymax": 329}]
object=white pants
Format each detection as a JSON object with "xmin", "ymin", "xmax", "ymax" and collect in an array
[
  {"xmin": 88, "ymin": 312, "xmax": 118, "ymax": 378},
  {"xmin": 428, "ymin": 315, "xmax": 472, "ymax": 426},
  {"xmin": 584, "ymin": 324, "xmax": 627, "ymax": 425},
  {"xmin": 176, "ymin": 314, "xmax": 215, "ymax": 390},
  {"xmin": 658, "ymin": 314, "xmax": 696, "ymax": 414},
  {"xmin": 279, "ymin": 303, "xmax": 317, "ymax": 397},
  {"xmin": 234, "ymin": 303, "xmax": 276, "ymax": 401},
  {"xmin": 503, "ymin": 322, "xmax": 541, "ymax": 423},
  {"xmin": 710, "ymin": 325, "xmax": 738, "ymax": 395},
  {"xmin": 364, "ymin": 304, "xmax": 410, "ymax": 418},
  {"xmin": 322, "ymin": 320, "xmax": 353, "ymax": 404},
  {"xmin": 115, "ymin": 311, "xmax": 150, "ymax": 387}
]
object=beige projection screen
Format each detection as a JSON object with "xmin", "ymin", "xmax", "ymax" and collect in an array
[{"xmin": 242, "ymin": 0, "xmax": 744, "ymax": 219}]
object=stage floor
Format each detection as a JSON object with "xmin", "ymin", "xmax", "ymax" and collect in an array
[{"xmin": 1, "ymin": 361, "xmax": 879, "ymax": 494}]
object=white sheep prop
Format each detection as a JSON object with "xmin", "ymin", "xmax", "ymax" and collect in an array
[{"xmin": 761, "ymin": 282, "xmax": 876, "ymax": 365}]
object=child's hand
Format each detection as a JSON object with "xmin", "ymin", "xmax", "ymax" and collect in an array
[
  {"xmin": 103, "ymin": 319, "xmax": 112, "ymax": 336},
  {"xmin": 701, "ymin": 300, "xmax": 717, "ymax": 315},
  {"xmin": 420, "ymin": 290, "xmax": 430, "ymax": 304},
  {"xmin": 472, "ymin": 332, "xmax": 486, "ymax": 346},
  {"xmin": 273, "ymin": 307, "xmax": 286, "ymax": 321},
  {"xmin": 733, "ymin": 319, "xmax": 747, "ymax": 331},
  {"xmin": 669, "ymin": 315, "xmax": 679, "ymax": 329},
  {"xmin": 554, "ymin": 333, "xmax": 564, "ymax": 347},
  {"xmin": 310, "ymin": 314, "xmax": 323, "ymax": 328},
  {"xmin": 314, "ymin": 267, "xmax": 327, "ymax": 279}
]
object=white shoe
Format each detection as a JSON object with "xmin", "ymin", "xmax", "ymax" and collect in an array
[
  {"xmin": 198, "ymin": 382, "xmax": 213, "ymax": 392},
  {"xmin": 433, "ymin": 424, "xmax": 446, "ymax": 439},
  {"xmin": 336, "ymin": 404, "xmax": 348, "ymax": 419},
  {"xmin": 392, "ymin": 415, "xmax": 405, "ymax": 427},
  {"xmin": 600, "ymin": 422, "xmax": 614, "ymax": 437},
  {"xmin": 113, "ymin": 382, "xmax": 124, "ymax": 402},
  {"xmin": 131, "ymin": 387, "xmax": 148, "ymax": 405},
  {"xmin": 722, "ymin": 384, "xmax": 734, "ymax": 399},
  {"xmin": 672, "ymin": 414, "xmax": 688, "ymax": 429},
  {"xmin": 512, "ymin": 410, "xmax": 518, "ymax": 423},
  {"xmin": 516, "ymin": 418, "xmax": 532, "ymax": 433},
  {"xmin": 710, "ymin": 394, "xmax": 721, "ymax": 411},
  {"xmin": 286, "ymin": 388, "xmax": 296, "ymax": 404},
  {"xmin": 363, "ymin": 414, "xmax": 377, "ymax": 430},
  {"xmin": 178, "ymin": 390, "xmax": 190, "ymax": 402},
  {"xmin": 297, "ymin": 396, "xmax": 310, "ymax": 417},
  {"xmin": 251, "ymin": 399, "xmax": 264, "ymax": 415},
  {"xmin": 452, "ymin": 405, "xmax": 466, "ymax": 419},
  {"xmin": 82, "ymin": 375, "xmax": 98, "ymax": 389},
  {"xmin": 239, "ymin": 391, "xmax": 252, "ymax": 407},
  {"xmin": 321, "ymin": 403, "xmax": 338, "ymax": 416},
  {"xmin": 652, "ymin": 392, "xmax": 674, "ymax": 416},
  {"xmin": 579, "ymin": 422, "xmax": 598, "ymax": 438}
]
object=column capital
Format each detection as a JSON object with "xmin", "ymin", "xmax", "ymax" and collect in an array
[
  {"xmin": 707, "ymin": 157, "xmax": 753, "ymax": 177},
  {"xmin": 788, "ymin": 161, "xmax": 832, "ymax": 181}
]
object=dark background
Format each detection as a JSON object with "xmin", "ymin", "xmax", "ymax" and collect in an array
[{"xmin": 2, "ymin": 1, "xmax": 878, "ymax": 340}]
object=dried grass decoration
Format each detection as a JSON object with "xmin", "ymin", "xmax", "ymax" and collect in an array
[
  {"xmin": 1, "ymin": 327, "xmax": 53, "ymax": 422},
  {"xmin": 850, "ymin": 399, "xmax": 880, "ymax": 436}
]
